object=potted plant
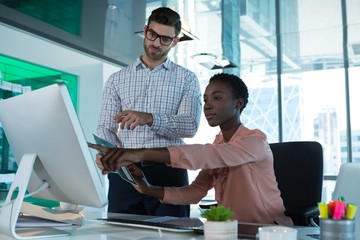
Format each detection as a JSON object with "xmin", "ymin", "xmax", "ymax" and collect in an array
[{"xmin": 201, "ymin": 205, "xmax": 238, "ymax": 240}]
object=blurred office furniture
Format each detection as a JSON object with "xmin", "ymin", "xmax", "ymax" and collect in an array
[{"xmin": 271, "ymin": 141, "xmax": 323, "ymax": 227}]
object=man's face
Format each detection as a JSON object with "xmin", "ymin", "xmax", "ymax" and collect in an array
[{"xmin": 143, "ymin": 22, "xmax": 178, "ymax": 61}]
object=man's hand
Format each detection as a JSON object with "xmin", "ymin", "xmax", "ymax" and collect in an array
[{"xmin": 114, "ymin": 110, "xmax": 153, "ymax": 130}]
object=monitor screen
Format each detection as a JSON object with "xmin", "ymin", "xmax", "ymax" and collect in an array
[{"xmin": 0, "ymin": 83, "xmax": 107, "ymax": 208}]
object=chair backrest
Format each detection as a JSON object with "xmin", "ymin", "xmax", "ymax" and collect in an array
[
  {"xmin": 332, "ymin": 163, "xmax": 360, "ymax": 239},
  {"xmin": 270, "ymin": 141, "xmax": 324, "ymax": 224}
]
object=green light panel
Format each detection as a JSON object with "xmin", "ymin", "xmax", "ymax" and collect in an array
[{"xmin": 0, "ymin": 54, "xmax": 78, "ymax": 110}]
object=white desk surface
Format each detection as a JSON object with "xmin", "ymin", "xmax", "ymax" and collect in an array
[
  {"xmin": 0, "ymin": 211, "xmax": 320, "ymax": 240},
  {"xmin": 0, "ymin": 211, "xmax": 203, "ymax": 240},
  {"xmin": 0, "ymin": 220, "xmax": 202, "ymax": 240}
]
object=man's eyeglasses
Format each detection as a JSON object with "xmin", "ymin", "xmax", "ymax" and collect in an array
[{"xmin": 145, "ymin": 27, "xmax": 176, "ymax": 46}]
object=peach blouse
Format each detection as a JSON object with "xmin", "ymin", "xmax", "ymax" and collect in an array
[{"xmin": 164, "ymin": 125, "xmax": 293, "ymax": 225}]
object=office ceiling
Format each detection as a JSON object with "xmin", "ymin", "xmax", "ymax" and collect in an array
[
  {"xmin": 2, "ymin": 0, "xmax": 357, "ymax": 77},
  {"xmin": 0, "ymin": 0, "xmax": 233, "ymax": 69},
  {"xmin": 0, "ymin": 0, "xmax": 81, "ymax": 35}
]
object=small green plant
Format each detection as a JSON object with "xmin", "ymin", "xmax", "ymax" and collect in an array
[{"xmin": 201, "ymin": 205, "xmax": 234, "ymax": 221}]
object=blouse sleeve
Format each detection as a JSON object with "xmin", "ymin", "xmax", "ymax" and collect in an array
[
  {"xmin": 168, "ymin": 129, "xmax": 268, "ymax": 170},
  {"xmin": 162, "ymin": 170, "xmax": 213, "ymax": 205}
]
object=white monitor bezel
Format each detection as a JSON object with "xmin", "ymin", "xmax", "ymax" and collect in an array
[{"xmin": 0, "ymin": 83, "xmax": 107, "ymax": 238}]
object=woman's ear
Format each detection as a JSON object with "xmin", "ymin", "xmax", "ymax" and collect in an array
[{"xmin": 235, "ymin": 98, "xmax": 245, "ymax": 110}]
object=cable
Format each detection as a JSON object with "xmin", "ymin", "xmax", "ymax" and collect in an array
[
  {"xmin": 0, "ymin": 181, "xmax": 49, "ymax": 210},
  {"xmin": 24, "ymin": 181, "xmax": 50, "ymax": 198}
]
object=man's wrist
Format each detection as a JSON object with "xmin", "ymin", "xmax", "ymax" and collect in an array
[{"xmin": 147, "ymin": 113, "xmax": 153, "ymax": 127}]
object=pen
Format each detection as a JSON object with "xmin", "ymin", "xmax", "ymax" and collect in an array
[
  {"xmin": 318, "ymin": 202, "xmax": 329, "ymax": 219},
  {"xmin": 328, "ymin": 201, "xmax": 336, "ymax": 218},
  {"xmin": 333, "ymin": 201, "xmax": 346, "ymax": 220},
  {"xmin": 346, "ymin": 203, "xmax": 357, "ymax": 220}
]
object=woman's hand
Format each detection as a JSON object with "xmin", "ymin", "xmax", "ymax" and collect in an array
[
  {"xmin": 88, "ymin": 142, "xmax": 141, "ymax": 173},
  {"xmin": 95, "ymin": 153, "xmax": 110, "ymax": 175},
  {"xmin": 87, "ymin": 142, "xmax": 169, "ymax": 174},
  {"xmin": 127, "ymin": 165, "xmax": 151, "ymax": 194},
  {"xmin": 127, "ymin": 165, "xmax": 164, "ymax": 199}
]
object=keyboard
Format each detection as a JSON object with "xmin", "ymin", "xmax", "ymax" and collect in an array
[{"xmin": 99, "ymin": 216, "xmax": 204, "ymax": 232}]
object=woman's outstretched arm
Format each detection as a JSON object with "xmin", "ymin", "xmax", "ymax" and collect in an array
[{"xmin": 88, "ymin": 142, "xmax": 171, "ymax": 173}]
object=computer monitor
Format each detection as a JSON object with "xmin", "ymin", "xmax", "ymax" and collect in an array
[
  {"xmin": 0, "ymin": 83, "xmax": 108, "ymax": 239},
  {"xmin": 332, "ymin": 163, "xmax": 360, "ymax": 240}
]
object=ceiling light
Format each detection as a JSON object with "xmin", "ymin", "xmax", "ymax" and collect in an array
[
  {"xmin": 191, "ymin": 53, "xmax": 238, "ymax": 70},
  {"xmin": 179, "ymin": 28, "xmax": 199, "ymax": 41},
  {"xmin": 108, "ymin": 4, "xmax": 117, "ymax": 10},
  {"xmin": 134, "ymin": 28, "xmax": 198, "ymax": 42},
  {"xmin": 191, "ymin": 53, "xmax": 217, "ymax": 63}
]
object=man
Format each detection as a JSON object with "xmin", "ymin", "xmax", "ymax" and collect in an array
[{"xmin": 97, "ymin": 7, "xmax": 202, "ymax": 217}]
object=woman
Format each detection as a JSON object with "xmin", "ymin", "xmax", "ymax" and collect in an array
[{"xmin": 89, "ymin": 73, "xmax": 293, "ymax": 225}]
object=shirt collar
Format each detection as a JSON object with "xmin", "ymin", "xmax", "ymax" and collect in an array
[{"xmin": 133, "ymin": 57, "xmax": 172, "ymax": 71}]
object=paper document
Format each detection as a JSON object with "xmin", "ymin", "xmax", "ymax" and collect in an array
[
  {"xmin": 16, "ymin": 215, "xmax": 73, "ymax": 228},
  {"xmin": 92, "ymin": 133, "xmax": 138, "ymax": 186},
  {"xmin": 20, "ymin": 202, "xmax": 84, "ymax": 227}
]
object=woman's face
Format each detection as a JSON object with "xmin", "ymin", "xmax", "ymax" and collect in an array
[{"xmin": 203, "ymin": 80, "xmax": 240, "ymax": 128}]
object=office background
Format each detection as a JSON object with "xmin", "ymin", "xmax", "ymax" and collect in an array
[{"xmin": 1, "ymin": 0, "xmax": 360, "ymax": 203}]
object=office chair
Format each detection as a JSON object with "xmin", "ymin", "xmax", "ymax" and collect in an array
[
  {"xmin": 270, "ymin": 141, "xmax": 323, "ymax": 227},
  {"xmin": 332, "ymin": 163, "xmax": 360, "ymax": 239}
]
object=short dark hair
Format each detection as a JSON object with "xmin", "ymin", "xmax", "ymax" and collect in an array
[
  {"xmin": 209, "ymin": 73, "xmax": 249, "ymax": 111},
  {"xmin": 147, "ymin": 7, "xmax": 182, "ymax": 37}
]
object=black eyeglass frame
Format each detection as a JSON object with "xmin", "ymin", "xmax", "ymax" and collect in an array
[{"xmin": 144, "ymin": 27, "xmax": 176, "ymax": 46}]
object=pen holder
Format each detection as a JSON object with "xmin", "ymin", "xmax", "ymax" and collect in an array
[{"xmin": 320, "ymin": 218, "xmax": 355, "ymax": 240}]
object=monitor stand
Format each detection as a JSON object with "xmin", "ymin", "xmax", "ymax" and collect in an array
[{"xmin": 0, "ymin": 153, "xmax": 69, "ymax": 239}]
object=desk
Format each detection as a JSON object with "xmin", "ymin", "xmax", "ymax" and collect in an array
[
  {"xmin": 0, "ymin": 220, "xmax": 201, "ymax": 240},
  {"xmin": 0, "ymin": 211, "xmax": 319, "ymax": 240}
]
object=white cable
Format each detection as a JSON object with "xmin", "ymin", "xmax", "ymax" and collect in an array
[
  {"xmin": 24, "ymin": 181, "xmax": 50, "ymax": 198},
  {"xmin": 0, "ymin": 181, "xmax": 49, "ymax": 210}
]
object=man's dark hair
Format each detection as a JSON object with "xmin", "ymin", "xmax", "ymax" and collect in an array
[
  {"xmin": 147, "ymin": 7, "xmax": 182, "ymax": 37},
  {"xmin": 209, "ymin": 73, "xmax": 249, "ymax": 111}
]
